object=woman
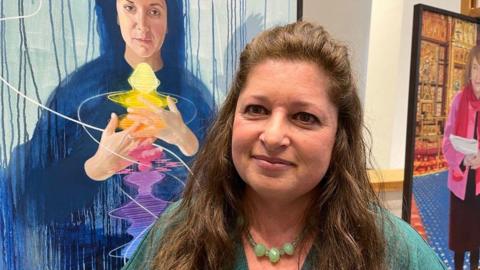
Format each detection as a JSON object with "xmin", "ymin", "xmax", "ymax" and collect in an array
[
  {"xmin": 6, "ymin": 0, "xmax": 213, "ymax": 268},
  {"xmin": 122, "ymin": 22, "xmax": 445, "ymax": 269},
  {"xmin": 443, "ymin": 45, "xmax": 480, "ymax": 270},
  {"xmin": 84, "ymin": 0, "xmax": 202, "ymax": 180}
]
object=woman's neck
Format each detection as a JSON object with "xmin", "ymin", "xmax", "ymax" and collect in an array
[
  {"xmin": 243, "ymin": 188, "xmax": 312, "ymax": 247},
  {"xmin": 124, "ymin": 49, "xmax": 163, "ymax": 72}
]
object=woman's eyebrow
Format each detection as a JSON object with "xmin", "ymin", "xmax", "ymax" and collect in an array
[
  {"xmin": 151, "ymin": 2, "xmax": 166, "ymax": 8},
  {"xmin": 245, "ymin": 95, "xmax": 267, "ymax": 102}
]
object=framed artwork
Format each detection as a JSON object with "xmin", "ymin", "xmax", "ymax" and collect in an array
[
  {"xmin": 403, "ymin": 4, "xmax": 480, "ymax": 268},
  {"xmin": 0, "ymin": 0, "xmax": 300, "ymax": 269},
  {"xmin": 462, "ymin": 0, "xmax": 480, "ymax": 17}
]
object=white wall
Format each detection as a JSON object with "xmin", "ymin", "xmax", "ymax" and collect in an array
[
  {"xmin": 302, "ymin": 0, "xmax": 372, "ymax": 102},
  {"xmin": 366, "ymin": 0, "xmax": 459, "ymax": 169},
  {"xmin": 364, "ymin": 1, "xmax": 406, "ymax": 169},
  {"xmin": 303, "ymin": 0, "xmax": 460, "ymax": 170}
]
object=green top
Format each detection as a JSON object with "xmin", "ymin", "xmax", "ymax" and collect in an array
[{"xmin": 122, "ymin": 203, "xmax": 446, "ymax": 270}]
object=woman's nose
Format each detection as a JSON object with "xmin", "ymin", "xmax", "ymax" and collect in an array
[
  {"xmin": 259, "ymin": 115, "xmax": 290, "ymax": 151},
  {"xmin": 134, "ymin": 12, "xmax": 148, "ymax": 31}
]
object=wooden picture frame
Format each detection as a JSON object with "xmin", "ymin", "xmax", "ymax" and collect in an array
[{"xmin": 403, "ymin": 4, "xmax": 480, "ymax": 267}]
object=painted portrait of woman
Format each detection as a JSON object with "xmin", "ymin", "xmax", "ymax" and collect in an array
[
  {"xmin": 443, "ymin": 45, "xmax": 480, "ymax": 270},
  {"xmin": 0, "ymin": 0, "xmax": 297, "ymax": 269},
  {"xmin": 2, "ymin": 0, "xmax": 213, "ymax": 268}
]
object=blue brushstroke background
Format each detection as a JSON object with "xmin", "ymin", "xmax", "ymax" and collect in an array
[{"xmin": 0, "ymin": 0, "xmax": 296, "ymax": 269}]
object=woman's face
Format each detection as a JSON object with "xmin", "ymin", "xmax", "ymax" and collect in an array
[
  {"xmin": 471, "ymin": 57, "xmax": 480, "ymax": 97},
  {"xmin": 231, "ymin": 59, "xmax": 338, "ymax": 202},
  {"xmin": 116, "ymin": 0, "xmax": 167, "ymax": 60}
]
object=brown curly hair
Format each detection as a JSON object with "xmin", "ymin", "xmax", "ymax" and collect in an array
[{"xmin": 151, "ymin": 21, "xmax": 386, "ymax": 269}]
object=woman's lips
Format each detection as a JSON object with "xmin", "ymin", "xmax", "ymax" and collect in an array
[
  {"xmin": 133, "ymin": 37, "xmax": 152, "ymax": 44},
  {"xmin": 252, "ymin": 155, "xmax": 295, "ymax": 170}
]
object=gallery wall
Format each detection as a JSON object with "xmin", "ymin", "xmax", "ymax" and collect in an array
[
  {"xmin": 302, "ymin": 0, "xmax": 372, "ymax": 104},
  {"xmin": 303, "ymin": 0, "xmax": 460, "ymax": 170}
]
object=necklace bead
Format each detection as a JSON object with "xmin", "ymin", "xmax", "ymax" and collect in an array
[
  {"xmin": 267, "ymin": 247, "xmax": 280, "ymax": 263},
  {"xmin": 283, "ymin": 243, "xmax": 294, "ymax": 255},
  {"xmin": 254, "ymin": 243, "xmax": 266, "ymax": 257},
  {"xmin": 246, "ymin": 230, "xmax": 304, "ymax": 265}
]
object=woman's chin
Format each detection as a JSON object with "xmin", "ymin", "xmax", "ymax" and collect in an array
[
  {"xmin": 473, "ymin": 86, "xmax": 480, "ymax": 98},
  {"xmin": 126, "ymin": 45, "xmax": 159, "ymax": 62},
  {"xmin": 133, "ymin": 50, "xmax": 156, "ymax": 61}
]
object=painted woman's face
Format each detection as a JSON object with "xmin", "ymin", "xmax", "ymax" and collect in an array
[
  {"xmin": 471, "ymin": 57, "xmax": 480, "ymax": 98},
  {"xmin": 116, "ymin": 0, "xmax": 167, "ymax": 61}
]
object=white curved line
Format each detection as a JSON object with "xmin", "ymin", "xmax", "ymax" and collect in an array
[
  {"xmin": 0, "ymin": 74, "xmax": 147, "ymax": 169},
  {"xmin": 123, "ymin": 223, "xmax": 154, "ymax": 263},
  {"xmin": 77, "ymin": 91, "xmax": 193, "ymax": 173},
  {"xmin": 1, "ymin": 71, "xmax": 196, "ymax": 173},
  {"xmin": 107, "ymin": 222, "xmax": 154, "ymax": 260},
  {"xmin": 107, "ymin": 186, "xmax": 159, "ymax": 220},
  {"xmin": 157, "ymin": 91, "xmax": 198, "ymax": 125},
  {"xmin": 108, "ymin": 241, "xmax": 130, "ymax": 259},
  {"xmin": 0, "ymin": 74, "xmax": 103, "ymax": 132},
  {"xmin": 2, "ymin": 65, "xmax": 196, "ymax": 171},
  {"xmin": 2, "ymin": 73, "xmax": 194, "ymax": 262},
  {"xmin": 77, "ymin": 91, "xmax": 150, "ymax": 166},
  {"xmin": 165, "ymin": 171, "xmax": 186, "ymax": 187},
  {"xmin": 0, "ymin": 0, "xmax": 43, "ymax": 21},
  {"xmin": 0, "ymin": 2, "xmax": 198, "ymax": 262},
  {"xmin": 1, "ymin": 72, "xmax": 193, "ymax": 195}
]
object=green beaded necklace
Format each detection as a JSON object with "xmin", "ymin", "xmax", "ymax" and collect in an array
[{"xmin": 246, "ymin": 230, "xmax": 303, "ymax": 264}]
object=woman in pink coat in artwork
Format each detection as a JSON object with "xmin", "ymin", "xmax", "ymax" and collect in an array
[{"xmin": 443, "ymin": 45, "xmax": 480, "ymax": 270}]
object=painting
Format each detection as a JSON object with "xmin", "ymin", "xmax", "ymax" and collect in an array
[
  {"xmin": 403, "ymin": 4, "xmax": 480, "ymax": 269},
  {"xmin": 461, "ymin": 0, "xmax": 480, "ymax": 17},
  {"xmin": 0, "ymin": 0, "xmax": 299, "ymax": 269}
]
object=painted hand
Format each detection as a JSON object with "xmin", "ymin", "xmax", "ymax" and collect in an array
[
  {"xmin": 126, "ymin": 96, "xmax": 199, "ymax": 156},
  {"xmin": 84, "ymin": 113, "xmax": 155, "ymax": 181}
]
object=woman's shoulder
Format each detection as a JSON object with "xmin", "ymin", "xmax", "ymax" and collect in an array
[
  {"xmin": 47, "ymin": 55, "xmax": 130, "ymax": 105},
  {"xmin": 380, "ymin": 210, "xmax": 447, "ymax": 270},
  {"xmin": 451, "ymin": 90, "xmax": 464, "ymax": 105}
]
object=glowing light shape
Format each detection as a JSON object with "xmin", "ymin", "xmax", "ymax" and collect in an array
[
  {"xmin": 128, "ymin": 144, "xmax": 164, "ymax": 171},
  {"xmin": 110, "ymin": 171, "xmax": 170, "ymax": 258},
  {"xmin": 107, "ymin": 63, "xmax": 177, "ymax": 130},
  {"xmin": 109, "ymin": 155, "xmax": 183, "ymax": 258},
  {"xmin": 109, "ymin": 90, "xmax": 169, "ymax": 109},
  {"xmin": 128, "ymin": 63, "xmax": 160, "ymax": 93}
]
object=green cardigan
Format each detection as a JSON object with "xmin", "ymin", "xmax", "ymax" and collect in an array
[{"xmin": 122, "ymin": 204, "xmax": 446, "ymax": 270}]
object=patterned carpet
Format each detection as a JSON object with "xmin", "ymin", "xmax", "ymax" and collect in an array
[{"xmin": 412, "ymin": 170, "xmax": 472, "ymax": 269}]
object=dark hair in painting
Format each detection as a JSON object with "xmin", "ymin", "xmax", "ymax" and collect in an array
[
  {"xmin": 95, "ymin": 0, "xmax": 185, "ymax": 68},
  {"xmin": 148, "ymin": 21, "xmax": 386, "ymax": 269}
]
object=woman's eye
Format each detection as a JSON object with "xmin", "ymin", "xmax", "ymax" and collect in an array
[
  {"xmin": 244, "ymin": 105, "xmax": 268, "ymax": 116},
  {"xmin": 149, "ymin": 8, "xmax": 161, "ymax": 16},
  {"xmin": 124, "ymin": 4, "xmax": 135, "ymax": 12},
  {"xmin": 293, "ymin": 112, "xmax": 319, "ymax": 125}
]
